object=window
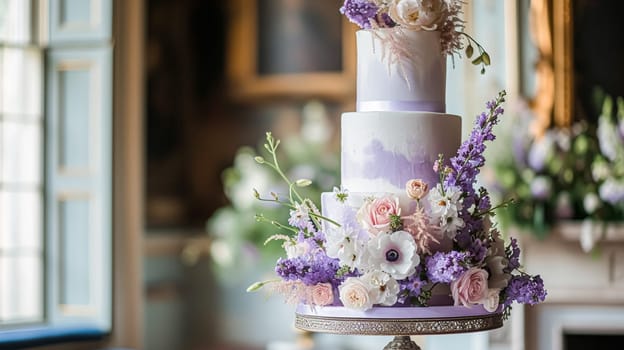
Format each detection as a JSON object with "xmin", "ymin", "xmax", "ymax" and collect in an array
[
  {"xmin": 0, "ymin": 0, "xmax": 44, "ymax": 325},
  {"xmin": 0, "ymin": 0, "xmax": 114, "ymax": 346}
]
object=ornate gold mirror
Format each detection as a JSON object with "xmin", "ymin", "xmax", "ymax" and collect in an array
[{"xmin": 530, "ymin": 0, "xmax": 624, "ymax": 135}]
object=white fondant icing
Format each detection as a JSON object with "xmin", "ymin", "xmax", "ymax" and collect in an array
[
  {"xmin": 341, "ymin": 111, "xmax": 461, "ymax": 194},
  {"xmin": 356, "ymin": 29, "xmax": 446, "ymax": 112}
]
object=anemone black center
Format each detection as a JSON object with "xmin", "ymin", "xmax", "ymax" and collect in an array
[{"xmin": 385, "ymin": 249, "xmax": 400, "ymax": 262}]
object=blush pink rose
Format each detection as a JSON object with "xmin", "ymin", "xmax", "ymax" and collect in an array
[
  {"xmin": 309, "ymin": 283, "xmax": 334, "ymax": 306},
  {"xmin": 357, "ymin": 196, "xmax": 401, "ymax": 235},
  {"xmin": 450, "ymin": 267, "xmax": 489, "ymax": 307}
]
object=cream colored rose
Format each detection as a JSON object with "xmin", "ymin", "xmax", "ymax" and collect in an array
[
  {"xmin": 406, "ymin": 179, "xmax": 429, "ymax": 200},
  {"xmin": 388, "ymin": 0, "xmax": 444, "ymax": 31},
  {"xmin": 482, "ymin": 288, "xmax": 501, "ymax": 312},
  {"xmin": 310, "ymin": 283, "xmax": 334, "ymax": 306},
  {"xmin": 339, "ymin": 277, "xmax": 375, "ymax": 310}
]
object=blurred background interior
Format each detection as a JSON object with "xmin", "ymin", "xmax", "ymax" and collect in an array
[{"xmin": 1, "ymin": 0, "xmax": 623, "ymax": 349}]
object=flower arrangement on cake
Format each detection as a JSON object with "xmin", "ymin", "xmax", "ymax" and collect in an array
[
  {"xmin": 493, "ymin": 94, "xmax": 624, "ymax": 247},
  {"xmin": 340, "ymin": 0, "xmax": 491, "ymax": 73},
  {"xmin": 248, "ymin": 91, "xmax": 546, "ymax": 318}
]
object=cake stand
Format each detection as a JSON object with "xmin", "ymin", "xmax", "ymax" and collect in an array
[{"xmin": 294, "ymin": 305, "xmax": 503, "ymax": 350}]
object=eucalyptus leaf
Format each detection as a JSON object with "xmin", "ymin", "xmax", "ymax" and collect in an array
[
  {"xmin": 466, "ymin": 44, "xmax": 474, "ymax": 58},
  {"xmin": 482, "ymin": 52, "xmax": 491, "ymax": 66}
]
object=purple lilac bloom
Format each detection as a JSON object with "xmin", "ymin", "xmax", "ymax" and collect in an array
[
  {"xmin": 445, "ymin": 91, "xmax": 506, "ymax": 247},
  {"xmin": 503, "ymin": 275, "xmax": 547, "ymax": 307},
  {"xmin": 276, "ymin": 251, "xmax": 341, "ymax": 286},
  {"xmin": 469, "ymin": 238, "xmax": 487, "ymax": 263},
  {"xmin": 505, "ymin": 238, "xmax": 521, "ymax": 272},
  {"xmin": 425, "ymin": 251, "xmax": 470, "ymax": 283},
  {"xmin": 340, "ymin": 0, "xmax": 378, "ymax": 29},
  {"xmin": 376, "ymin": 12, "xmax": 396, "ymax": 28}
]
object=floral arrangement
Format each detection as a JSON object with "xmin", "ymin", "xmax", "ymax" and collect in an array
[
  {"xmin": 248, "ymin": 91, "xmax": 546, "ymax": 318},
  {"xmin": 340, "ymin": 0, "xmax": 490, "ymax": 73},
  {"xmin": 493, "ymin": 95, "xmax": 624, "ymax": 247}
]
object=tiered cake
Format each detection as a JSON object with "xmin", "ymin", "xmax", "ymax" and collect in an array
[{"xmin": 249, "ymin": 0, "xmax": 545, "ymax": 325}]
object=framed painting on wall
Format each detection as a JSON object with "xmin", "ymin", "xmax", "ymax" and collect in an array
[{"xmin": 226, "ymin": 0, "xmax": 356, "ymax": 101}]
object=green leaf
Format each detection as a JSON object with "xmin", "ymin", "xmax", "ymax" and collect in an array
[
  {"xmin": 472, "ymin": 55, "xmax": 483, "ymax": 65},
  {"xmin": 465, "ymin": 44, "xmax": 474, "ymax": 58},
  {"xmin": 482, "ymin": 52, "xmax": 491, "ymax": 66}
]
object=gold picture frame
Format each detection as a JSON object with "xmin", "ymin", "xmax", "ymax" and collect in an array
[
  {"xmin": 529, "ymin": 0, "xmax": 573, "ymax": 136},
  {"xmin": 226, "ymin": 0, "xmax": 356, "ymax": 101},
  {"xmin": 531, "ymin": 0, "xmax": 624, "ymax": 133}
]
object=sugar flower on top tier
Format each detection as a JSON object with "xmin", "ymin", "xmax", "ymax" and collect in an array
[
  {"xmin": 340, "ymin": 0, "xmax": 490, "ymax": 72},
  {"xmin": 248, "ymin": 91, "xmax": 546, "ymax": 319}
]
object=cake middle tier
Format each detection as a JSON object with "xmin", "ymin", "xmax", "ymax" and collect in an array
[{"xmin": 341, "ymin": 111, "xmax": 461, "ymax": 194}]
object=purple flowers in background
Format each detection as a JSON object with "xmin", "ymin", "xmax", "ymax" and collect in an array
[
  {"xmin": 425, "ymin": 251, "xmax": 470, "ymax": 283},
  {"xmin": 276, "ymin": 252, "xmax": 341, "ymax": 286},
  {"xmin": 340, "ymin": 0, "xmax": 379, "ymax": 29},
  {"xmin": 503, "ymin": 275, "xmax": 547, "ymax": 307}
]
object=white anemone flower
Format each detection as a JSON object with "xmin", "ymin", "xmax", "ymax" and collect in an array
[{"xmin": 366, "ymin": 230, "xmax": 419, "ymax": 280}]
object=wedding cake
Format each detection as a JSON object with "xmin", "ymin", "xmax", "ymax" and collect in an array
[{"xmin": 249, "ymin": 0, "xmax": 546, "ymax": 322}]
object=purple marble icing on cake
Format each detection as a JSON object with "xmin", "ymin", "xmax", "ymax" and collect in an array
[{"xmin": 343, "ymin": 139, "xmax": 437, "ymax": 189}]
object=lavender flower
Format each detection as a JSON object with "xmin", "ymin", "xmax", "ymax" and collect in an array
[
  {"xmin": 425, "ymin": 251, "xmax": 470, "ymax": 283},
  {"xmin": 340, "ymin": 0, "xmax": 379, "ymax": 29},
  {"xmin": 445, "ymin": 91, "xmax": 506, "ymax": 245},
  {"xmin": 503, "ymin": 275, "xmax": 547, "ymax": 307},
  {"xmin": 397, "ymin": 272, "xmax": 425, "ymax": 305},
  {"xmin": 276, "ymin": 251, "xmax": 341, "ymax": 286},
  {"xmin": 505, "ymin": 238, "xmax": 521, "ymax": 272},
  {"xmin": 468, "ymin": 238, "xmax": 487, "ymax": 263}
]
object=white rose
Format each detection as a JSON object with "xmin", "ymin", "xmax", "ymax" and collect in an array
[
  {"xmin": 361, "ymin": 271, "xmax": 400, "ymax": 306},
  {"xmin": 482, "ymin": 288, "xmax": 501, "ymax": 312},
  {"xmin": 388, "ymin": 0, "xmax": 444, "ymax": 31},
  {"xmin": 339, "ymin": 277, "xmax": 376, "ymax": 311}
]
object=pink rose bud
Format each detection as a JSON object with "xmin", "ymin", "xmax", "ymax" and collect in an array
[
  {"xmin": 405, "ymin": 179, "xmax": 429, "ymax": 200},
  {"xmin": 451, "ymin": 267, "xmax": 489, "ymax": 307}
]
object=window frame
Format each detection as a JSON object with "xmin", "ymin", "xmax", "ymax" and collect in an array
[{"xmin": 0, "ymin": 0, "xmax": 143, "ymax": 348}]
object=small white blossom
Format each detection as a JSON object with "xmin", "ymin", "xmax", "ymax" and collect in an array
[{"xmin": 428, "ymin": 184, "xmax": 464, "ymax": 236}]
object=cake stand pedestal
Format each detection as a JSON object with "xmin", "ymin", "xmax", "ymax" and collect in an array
[{"xmin": 295, "ymin": 310, "xmax": 503, "ymax": 350}]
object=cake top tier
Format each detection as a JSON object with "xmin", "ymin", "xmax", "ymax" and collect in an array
[
  {"xmin": 356, "ymin": 29, "xmax": 446, "ymax": 113},
  {"xmin": 341, "ymin": 0, "xmax": 491, "ymax": 113}
]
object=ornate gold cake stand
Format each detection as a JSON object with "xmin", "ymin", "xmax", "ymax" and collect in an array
[{"xmin": 295, "ymin": 311, "xmax": 503, "ymax": 350}]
